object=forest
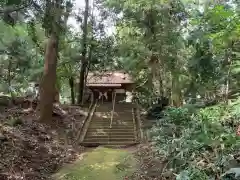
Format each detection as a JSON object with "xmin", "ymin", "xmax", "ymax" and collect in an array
[{"xmin": 0, "ymin": 0, "xmax": 240, "ymax": 180}]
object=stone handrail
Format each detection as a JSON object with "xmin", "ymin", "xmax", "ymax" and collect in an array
[
  {"xmin": 75, "ymin": 99, "xmax": 98, "ymax": 144},
  {"xmin": 134, "ymin": 101, "xmax": 144, "ymax": 142}
]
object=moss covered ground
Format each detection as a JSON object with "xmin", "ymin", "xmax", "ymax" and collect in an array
[{"xmin": 53, "ymin": 147, "xmax": 136, "ymax": 180}]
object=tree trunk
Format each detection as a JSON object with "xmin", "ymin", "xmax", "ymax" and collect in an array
[
  {"xmin": 39, "ymin": 34, "xmax": 59, "ymax": 123},
  {"xmin": 7, "ymin": 58, "xmax": 12, "ymax": 97},
  {"xmin": 54, "ymin": 88, "xmax": 60, "ymax": 102},
  {"xmin": 158, "ymin": 66, "xmax": 164, "ymax": 97},
  {"xmin": 78, "ymin": 62, "xmax": 87, "ymax": 105},
  {"xmin": 171, "ymin": 70, "xmax": 183, "ymax": 107},
  {"xmin": 223, "ymin": 42, "xmax": 233, "ymax": 105},
  {"xmin": 172, "ymin": 78, "xmax": 182, "ymax": 107},
  {"xmin": 224, "ymin": 68, "xmax": 230, "ymax": 104},
  {"xmin": 39, "ymin": 0, "xmax": 63, "ymax": 123},
  {"xmin": 149, "ymin": 54, "xmax": 164, "ymax": 97},
  {"xmin": 77, "ymin": 0, "xmax": 89, "ymax": 105},
  {"xmin": 69, "ymin": 76, "xmax": 75, "ymax": 104}
]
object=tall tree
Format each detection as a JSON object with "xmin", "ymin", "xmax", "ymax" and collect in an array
[
  {"xmin": 105, "ymin": 0, "xmax": 186, "ymax": 106},
  {"xmin": 77, "ymin": 0, "xmax": 89, "ymax": 105},
  {"xmin": 39, "ymin": 0, "xmax": 63, "ymax": 123}
]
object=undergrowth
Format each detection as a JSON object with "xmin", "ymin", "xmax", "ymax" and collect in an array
[{"xmin": 133, "ymin": 98, "xmax": 240, "ymax": 180}]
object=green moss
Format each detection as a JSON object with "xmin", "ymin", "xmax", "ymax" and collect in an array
[{"xmin": 54, "ymin": 147, "xmax": 136, "ymax": 180}]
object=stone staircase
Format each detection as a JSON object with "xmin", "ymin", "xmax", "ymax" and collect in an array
[{"xmin": 81, "ymin": 102, "xmax": 138, "ymax": 147}]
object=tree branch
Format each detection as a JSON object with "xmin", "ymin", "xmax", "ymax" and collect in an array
[{"xmin": 0, "ymin": 1, "xmax": 33, "ymax": 14}]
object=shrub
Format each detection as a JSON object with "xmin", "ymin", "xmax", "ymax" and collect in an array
[
  {"xmin": 148, "ymin": 99, "xmax": 240, "ymax": 180},
  {"xmin": 163, "ymin": 107, "xmax": 193, "ymax": 125}
]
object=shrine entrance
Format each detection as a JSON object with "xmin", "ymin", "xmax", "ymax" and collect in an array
[
  {"xmin": 82, "ymin": 71, "xmax": 134, "ymax": 104},
  {"xmin": 91, "ymin": 87, "xmax": 127, "ymax": 103}
]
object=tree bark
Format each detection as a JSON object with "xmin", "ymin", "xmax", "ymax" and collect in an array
[
  {"xmin": 171, "ymin": 74, "xmax": 182, "ymax": 107},
  {"xmin": 77, "ymin": 0, "xmax": 89, "ymax": 105},
  {"xmin": 223, "ymin": 63, "xmax": 231, "ymax": 105},
  {"xmin": 69, "ymin": 76, "xmax": 75, "ymax": 104},
  {"xmin": 39, "ymin": 34, "xmax": 59, "ymax": 123},
  {"xmin": 149, "ymin": 54, "xmax": 164, "ymax": 97},
  {"xmin": 39, "ymin": 0, "xmax": 63, "ymax": 123},
  {"xmin": 7, "ymin": 58, "xmax": 12, "ymax": 97},
  {"xmin": 223, "ymin": 42, "xmax": 233, "ymax": 105}
]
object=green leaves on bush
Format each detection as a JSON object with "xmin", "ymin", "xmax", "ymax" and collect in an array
[
  {"xmin": 150, "ymin": 100, "xmax": 240, "ymax": 179},
  {"xmin": 176, "ymin": 168, "xmax": 209, "ymax": 180},
  {"xmin": 163, "ymin": 107, "xmax": 193, "ymax": 125}
]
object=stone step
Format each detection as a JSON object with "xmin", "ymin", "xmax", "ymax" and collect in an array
[
  {"xmin": 90, "ymin": 120, "xmax": 134, "ymax": 124},
  {"xmin": 83, "ymin": 137, "xmax": 136, "ymax": 142},
  {"xmin": 86, "ymin": 129, "xmax": 135, "ymax": 134},
  {"xmin": 95, "ymin": 105, "xmax": 134, "ymax": 110},
  {"xmin": 95, "ymin": 110, "xmax": 133, "ymax": 113},
  {"xmin": 95, "ymin": 107, "xmax": 133, "ymax": 109},
  {"xmin": 88, "ymin": 125, "xmax": 135, "ymax": 131},
  {"xmin": 92, "ymin": 119, "xmax": 134, "ymax": 122},
  {"xmin": 86, "ymin": 131, "xmax": 135, "ymax": 136},
  {"xmin": 86, "ymin": 127, "xmax": 135, "ymax": 131},
  {"xmin": 101, "ymin": 143, "xmax": 140, "ymax": 148},
  {"xmin": 93, "ymin": 112, "xmax": 133, "ymax": 120},
  {"xmin": 96, "ymin": 103, "xmax": 135, "ymax": 107},
  {"xmin": 81, "ymin": 141, "xmax": 137, "ymax": 146},
  {"xmin": 84, "ymin": 135, "xmax": 135, "ymax": 139},
  {"xmin": 88, "ymin": 125, "xmax": 135, "ymax": 129},
  {"xmin": 85, "ymin": 132, "xmax": 135, "ymax": 136},
  {"xmin": 91, "ymin": 122, "xmax": 134, "ymax": 126},
  {"xmin": 96, "ymin": 105, "xmax": 134, "ymax": 108},
  {"xmin": 90, "ymin": 125, "xmax": 134, "ymax": 128},
  {"xmin": 94, "ymin": 112, "xmax": 133, "ymax": 115},
  {"xmin": 87, "ymin": 126, "xmax": 135, "ymax": 129},
  {"xmin": 87, "ymin": 129, "xmax": 135, "ymax": 133},
  {"xmin": 93, "ymin": 116, "xmax": 133, "ymax": 119},
  {"xmin": 92, "ymin": 113, "xmax": 133, "ymax": 117},
  {"xmin": 91, "ymin": 118, "xmax": 134, "ymax": 121},
  {"xmin": 89, "ymin": 122, "xmax": 135, "ymax": 126}
]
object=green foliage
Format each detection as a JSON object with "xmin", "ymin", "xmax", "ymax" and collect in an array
[
  {"xmin": 0, "ymin": 0, "xmax": 240, "ymax": 179},
  {"xmin": 197, "ymin": 105, "xmax": 227, "ymax": 122},
  {"xmin": 150, "ymin": 99, "xmax": 240, "ymax": 179},
  {"xmin": 0, "ymin": 0, "xmax": 238, "ymax": 105},
  {"xmin": 0, "ymin": 20, "xmax": 44, "ymax": 94},
  {"xmin": 176, "ymin": 168, "xmax": 209, "ymax": 180},
  {"xmin": 102, "ymin": 0, "xmax": 240, "ymax": 105},
  {"xmin": 163, "ymin": 107, "xmax": 193, "ymax": 125},
  {"xmin": 222, "ymin": 168, "xmax": 240, "ymax": 180}
]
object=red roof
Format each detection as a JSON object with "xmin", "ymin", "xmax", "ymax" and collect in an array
[{"xmin": 86, "ymin": 71, "xmax": 133, "ymax": 86}]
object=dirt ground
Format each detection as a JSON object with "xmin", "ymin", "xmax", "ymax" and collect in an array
[
  {"xmin": 0, "ymin": 100, "xmax": 161, "ymax": 180},
  {"xmin": 0, "ymin": 103, "xmax": 88, "ymax": 180}
]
